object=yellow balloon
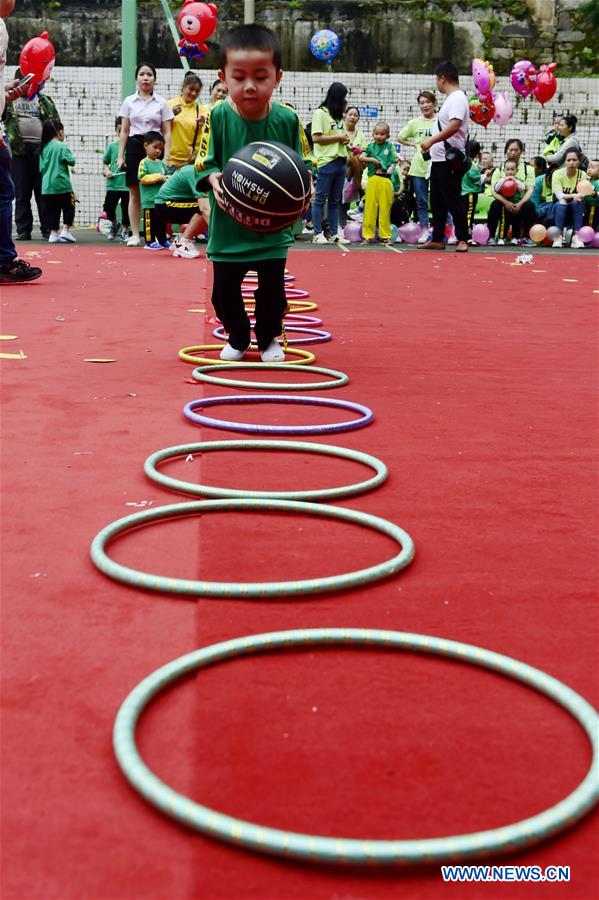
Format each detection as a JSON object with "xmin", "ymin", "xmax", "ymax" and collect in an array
[
  {"xmin": 577, "ymin": 180, "xmax": 595, "ymax": 197},
  {"xmin": 529, "ymin": 224, "xmax": 547, "ymax": 243}
]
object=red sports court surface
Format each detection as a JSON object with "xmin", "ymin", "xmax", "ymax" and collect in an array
[{"xmin": 1, "ymin": 244, "xmax": 598, "ymax": 899}]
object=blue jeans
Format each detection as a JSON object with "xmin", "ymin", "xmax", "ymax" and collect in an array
[
  {"xmin": 412, "ymin": 175, "xmax": 430, "ymax": 228},
  {"xmin": 312, "ymin": 157, "xmax": 346, "ymax": 236},
  {"xmin": 0, "ymin": 138, "xmax": 17, "ymax": 267},
  {"xmin": 553, "ymin": 200, "xmax": 583, "ymax": 232},
  {"xmin": 536, "ymin": 201, "xmax": 555, "ymax": 226}
]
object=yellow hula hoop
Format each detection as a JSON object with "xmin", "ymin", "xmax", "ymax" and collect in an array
[
  {"xmin": 178, "ymin": 345, "xmax": 316, "ymax": 366},
  {"xmin": 243, "ymin": 299, "xmax": 318, "ymax": 313}
]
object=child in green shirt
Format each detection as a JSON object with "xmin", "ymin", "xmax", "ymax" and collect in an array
[
  {"xmin": 359, "ymin": 122, "xmax": 398, "ymax": 243},
  {"xmin": 39, "ymin": 120, "xmax": 76, "ymax": 244},
  {"xmin": 102, "ymin": 116, "xmax": 130, "ymax": 242},
  {"xmin": 461, "ymin": 140, "xmax": 484, "ymax": 232},
  {"xmin": 196, "ymin": 25, "xmax": 311, "ymax": 362},
  {"xmin": 154, "ymin": 164, "xmax": 210, "ymax": 259},
  {"xmin": 138, "ymin": 132, "xmax": 169, "ymax": 250}
]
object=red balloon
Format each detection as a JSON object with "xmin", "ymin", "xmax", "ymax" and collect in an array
[
  {"xmin": 532, "ymin": 63, "xmax": 557, "ymax": 106},
  {"xmin": 500, "ymin": 178, "xmax": 517, "ymax": 197},
  {"xmin": 19, "ymin": 31, "xmax": 55, "ymax": 98},
  {"xmin": 177, "ymin": 1, "xmax": 218, "ymax": 59},
  {"xmin": 469, "ymin": 94, "xmax": 495, "ymax": 128}
]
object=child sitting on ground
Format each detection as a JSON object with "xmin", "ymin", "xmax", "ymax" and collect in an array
[
  {"xmin": 138, "ymin": 131, "xmax": 169, "ymax": 250},
  {"xmin": 154, "ymin": 163, "xmax": 210, "ymax": 259},
  {"xmin": 359, "ymin": 121, "xmax": 398, "ymax": 244},
  {"xmin": 39, "ymin": 119, "xmax": 77, "ymax": 244}
]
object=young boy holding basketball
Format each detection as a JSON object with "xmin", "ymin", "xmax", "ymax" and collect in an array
[{"xmin": 195, "ymin": 24, "xmax": 311, "ymax": 361}]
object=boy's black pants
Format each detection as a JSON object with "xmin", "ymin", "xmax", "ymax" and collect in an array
[
  {"xmin": 103, "ymin": 190, "xmax": 130, "ymax": 228},
  {"xmin": 143, "ymin": 207, "xmax": 167, "ymax": 244},
  {"xmin": 430, "ymin": 161, "xmax": 468, "ymax": 242},
  {"xmin": 44, "ymin": 192, "xmax": 75, "ymax": 231},
  {"xmin": 211, "ymin": 259, "xmax": 286, "ymax": 352}
]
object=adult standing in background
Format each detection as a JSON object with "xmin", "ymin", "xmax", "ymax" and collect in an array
[
  {"xmin": 168, "ymin": 72, "xmax": 208, "ymax": 170},
  {"xmin": 3, "ymin": 69, "xmax": 59, "ymax": 240},
  {"xmin": 419, "ymin": 61, "xmax": 469, "ymax": 252},
  {"xmin": 545, "ymin": 115, "xmax": 586, "ymax": 170},
  {"xmin": 209, "ymin": 79, "xmax": 228, "ymax": 105},
  {"xmin": 397, "ymin": 89, "xmax": 436, "ymax": 242},
  {"xmin": 0, "ymin": 0, "xmax": 42, "ymax": 281},
  {"xmin": 310, "ymin": 82, "xmax": 350, "ymax": 244},
  {"xmin": 117, "ymin": 62, "xmax": 174, "ymax": 247}
]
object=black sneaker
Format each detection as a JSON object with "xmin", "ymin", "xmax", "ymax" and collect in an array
[
  {"xmin": 15, "ymin": 233, "xmax": 32, "ymax": 240},
  {"xmin": 0, "ymin": 258, "xmax": 43, "ymax": 284}
]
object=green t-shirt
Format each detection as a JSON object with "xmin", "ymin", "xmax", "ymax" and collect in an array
[
  {"xmin": 585, "ymin": 177, "xmax": 599, "ymax": 208},
  {"xmin": 138, "ymin": 158, "xmax": 167, "ymax": 210},
  {"xmin": 363, "ymin": 140, "xmax": 398, "ymax": 178},
  {"xmin": 196, "ymin": 100, "xmax": 310, "ymax": 263},
  {"xmin": 551, "ymin": 168, "xmax": 583, "ymax": 198},
  {"xmin": 155, "ymin": 164, "xmax": 206, "ymax": 204},
  {"xmin": 390, "ymin": 166, "xmax": 403, "ymax": 193},
  {"xmin": 397, "ymin": 117, "xmax": 435, "ymax": 178},
  {"xmin": 311, "ymin": 106, "xmax": 348, "ymax": 168},
  {"xmin": 103, "ymin": 140, "xmax": 127, "ymax": 192},
  {"xmin": 461, "ymin": 163, "xmax": 483, "ymax": 196},
  {"xmin": 39, "ymin": 140, "xmax": 75, "ymax": 195}
]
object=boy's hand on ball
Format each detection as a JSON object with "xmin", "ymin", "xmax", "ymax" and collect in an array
[{"xmin": 209, "ymin": 172, "xmax": 226, "ymax": 211}]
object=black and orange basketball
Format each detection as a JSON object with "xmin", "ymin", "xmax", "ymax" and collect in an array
[{"xmin": 221, "ymin": 141, "xmax": 311, "ymax": 233}]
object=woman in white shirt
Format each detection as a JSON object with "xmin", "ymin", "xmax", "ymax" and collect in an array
[{"xmin": 117, "ymin": 62, "xmax": 174, "ymax": 246}]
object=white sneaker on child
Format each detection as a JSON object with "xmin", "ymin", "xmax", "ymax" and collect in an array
[
  {"xmin": 332, "ymin": 229, "xmax": 350, "ymax": 244},
  {"xmin": 48, "ymin": 234, "xmax": 64, "ymax": 243},
  {"xmin": 552, "ymin": 236, "xmax": 563, "ymax": 248},
  {"xmin": 571, "ymin": 234, "xmax": 585, "ymax": 249},
  {"xmin": 126, "ymin": 234, "xmax": 141, "ymax": 247},
  {"xmin": 173, "ymin": 238, "xmax": 201, "ymax": 259},
  {"xmin": 220, "ymin": 343, "xmax": 249, "ymax": 361},
  {"xmin": 59, "ymin": 230, "xmax": 77, "ymax": 243},
  {"xmin": 261, "ymin": 340, "xmax": 285, "ymax": 362}
]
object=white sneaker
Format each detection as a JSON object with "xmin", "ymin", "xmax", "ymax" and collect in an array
[
  {"xmin": 497, "ymin": 238, "xmax": 506, "ymax": 246},
  {"xmin": 59, "ymin": 229, "xmax": 77, "ymax": 243},
  {"xmin": 417, "ymin": 230, "xmax": 431, "ymax": 244},
  {"xmin": 552, "ymin": 236, "xmax": 563, "ymax": 248},
  {"xmin": 332, "ymin": 229, "xmax": 350, "ymax": 244},
  {"xmin": 510, "ymin": 238, "xmax": 519, "ymax": 246},
  {"xmin": 394, "ymin": 234, "xmax": 403, "ymax": 243},
  {"xmin": 48, "ymin": 234, "xmax": 64, "ymax": 243},
  {"xmin": 447, "ymin": 235, "xmax": 457, "ymax": 245},
  {"xmin": 173, "ymin": 238, "xmax": 200, "ymax": 259},
  {"xmin": 261, "ymin": 340, "xmax": 284, "ymax": 362},
  {"xmin": 220, "ymin": 342, "xmax": 249, "ymax": 361},
  {"xmin": 312, "ymin": 233, "xmax": 329, "ymax": 244},
  {"xmin": 126, "ymin": 234, "xmax": 141, "ymax": 247},
  {"xmin": 571, "ymin": 234, "xmax": 585, "ymax": 249}
]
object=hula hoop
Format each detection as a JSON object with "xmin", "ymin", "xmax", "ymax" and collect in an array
[
  {"xmin": 183, "ymin": 394, "xmax": 374, "ymax": 435},
  {"xmin": 191, "ymin": 363, "xmax": 348, "ymax": 391},
  {"xmin": 114, "ymin": 627, "xmax": 599, "ymax": 865},
  {"xmin": 178, "ymin": 346, "xmax": 315, "ymax": 367},
  {"xmin": 144, "ymin": 439, "xmax": 387, "ymax": 501},
  {"xmin": 239, "ymin": 314, "xmax": 323, "ymax": 327},
  {"xmin": 244, "ymin": 299, "xmax": 318, "ymax": 314},
  {"xmin": 213, "ymin": 325, "xmax": 331, "ymax": 345},
  {"xmin": 242, "ymin": 288, "xmax": 310, "ymax": 299},
  {"xmin": 91, "ymin": 500, "xmax": 414, "ymax": 597}
]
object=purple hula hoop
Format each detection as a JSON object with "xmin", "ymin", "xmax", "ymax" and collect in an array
[
  {"xmin": 212, "ymin": 325, "xmax": 331, "ymax": 345},
  {"xmin": 183, "ymin": 394, "xmax": 374, "ymax": 435},
  {"xmin": 242, "ymin": 287, "xmax": 310, "ymax": 299}
]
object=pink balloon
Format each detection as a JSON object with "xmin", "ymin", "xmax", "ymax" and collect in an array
[
  {"xmin": 472, "ymin": 58, "xmax": 494, "ymax": 97},
  {"xmin": 510, "ymin": 59, "xmax": 536, "ymax": 98},
  {"xmin": 471, "ymin": 223, "xmax": 490, "ymax": 244},
  {"xmin": 577, "ymin": 225, "xmax": 595, "ymax": 244},
  {"xmin": 398, "ymin": 222, "xmax": 422, "ymax": 244},
  {"xmin": 591, "ymin": 232, "xmax": 599, "ymax": 249},
  {"xmin": 343, "ymin": 222, "xmax": 362, "ymax": 242},
  {"xmin": 493, "ymin": 92, "xmax": 513, "ymax": 126}
]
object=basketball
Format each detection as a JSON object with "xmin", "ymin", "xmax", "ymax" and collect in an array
[
  {"xmin": 221, "ymin": 141, "xmax": 311, "ymax": 232},
  {"xmin": 501, "ymin": 178, "xmax": 517, "ymax": 197}
]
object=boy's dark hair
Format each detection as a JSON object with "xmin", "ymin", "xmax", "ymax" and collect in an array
[
  {"xmin": 320, "ymin": 82, "xmax": 348, "ymax": 121},
  {"xmin": 40, "ymin": 118, "xmax": 62, "ymax": 150},
  {"xmin": 374, "ymin": 121, "xmax": 390, "ymax": 135},
  {"xmin": 466, "ymin": 139, "xmax": 480, "ymax": 158},
  {"xmin": 435, "ymin": 61, "xmax": 459, "ymax": 83},
  {"xmin": 115, "ymin": 116, "xmax": 123, "ymax": 129},
  {"xmin": 143, "ymin": 131, "xmax": 164, "ymax": 145},
  {"xmin": 219, "ymin": 25, "xmax": 282, "ymax": 70}
]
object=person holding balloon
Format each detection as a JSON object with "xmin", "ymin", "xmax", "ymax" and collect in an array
[
  {"xmin": 487, "ymin": 139, "xmax": 536, "ymax": 244},
  {"xmin": 550, "ymin": 149, "xmax": 586, "ymax": 248}
]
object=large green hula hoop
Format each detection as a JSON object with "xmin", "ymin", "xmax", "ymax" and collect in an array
[
  {"xmin": 90, "ymin": 500, "xmax": 414, "ymax": 598},
  {"xmin": 191, "ymin": 363, "xmax": 349, "ymax": 391},
  {"xmin": 144, "ymin": 440, "xmax": 388, "ymax": 501},
  {"xmin": 114, "ymin": 627, "xmax": 599, "ymax": 865}
]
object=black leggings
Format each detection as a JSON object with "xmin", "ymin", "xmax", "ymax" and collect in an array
[
  {"xmin": 211, "ymin": 259, "xmax": 287, "ymax": 352},
  {"xmin": 143, "ymin": 207, "xmax": 167, "ymax": 244},
  {"xmin": 103, "ymin": 190, "xmax": 130, "ymax": 227},
  {"xmin": 44, "ymin": 192, "xmax": 75, "ymax": 231},
  {"xmin": 487, "ymin": 199, "xmax": 536, "ymax": 240}
]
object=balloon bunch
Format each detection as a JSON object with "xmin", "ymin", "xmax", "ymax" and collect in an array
[
  {"xmin": 19, "ymin": 31, "xmax": 55, "ymax": 99},
  {"xmin": 176, "ymin": 1, "xmax": 218, "ymax": 59},
  {"xmin": 511, "ymin": 59, "xmax": 558, "ymax": 106},
  {"xmin": 470, "ymin": 58, "xmax": 512, "ymax": 127}
]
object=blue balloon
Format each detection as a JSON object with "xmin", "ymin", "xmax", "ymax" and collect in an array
[{"xmin": 310, "ymin": 29, "xmax": 341, "ymax": 62}]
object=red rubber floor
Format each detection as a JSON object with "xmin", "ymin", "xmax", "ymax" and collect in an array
[{"xmin": 1, "ymin": 244, "xmax": 597, "ymax": 899}]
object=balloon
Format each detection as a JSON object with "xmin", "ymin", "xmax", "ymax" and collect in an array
[
  {"xmin": 591, "ymin": 232, "xmax": 599, "ymax": 249},
  {"xmin": 398, "ymin": 222, "xmax": 422, "ymax": 244},
  {"xmin": 577, "ymin": 180, "xmax": 595, "ymax": 197},
  {"xmin": 577, "ymin": 225, "xmax": 596, "ymax": 244},
  {"xmin": 472, "ymin": 58, "xmax": 495, "ymax": 97},
  {"xmin": 177, "ymin": 1, "xmax": 218, "ymax": 59},
  {"xmin": 469, "ymin": 94, "xmax": 495, "ymax": 128},
  {"xmin": 529, "ymin": 224, "xmax": 547, "ymax": 243},
  {"xmin": 546, "ymin": 225, "xmax": 561, "ymax": 241},
  {"xmin": 492, "ymin": 92, "xmax": 513, "ymax": 127},
  {"xmin": 532, "ymin": 63, "xmax": 557, "ymax": 106},
  {"xmin": 343, "ymin": 222, "xmax": 362, "ymax": 242},
  {"xmin": 310, "ymin": 30, "xmax": 341, "ymax": 62},
  {"xmin": 510, "ymin": 59, "xmax": 536, "ymax": 98},
  {"xmin": 390, "ymin": 224, "xmax": 399, "ymax": 242},
  {"xmin": 471, "ymin": 223, "xmax": 490, "ymax": 244},
  {"xmin": 19, "ymin": 32, "xmax": 55, "ymax": 98},
  {"xmin": 500, "ymin": 178, "xmax": 517, "ymax": 197}
]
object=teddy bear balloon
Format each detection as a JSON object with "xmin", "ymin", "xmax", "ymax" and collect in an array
[
  {"xmin": 177, "ymin": 1, "xmax": 218, "ymax": 59},
  {"xmin": 19, "ymin": 31, "xmax": 55, "ymax": 99}
]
